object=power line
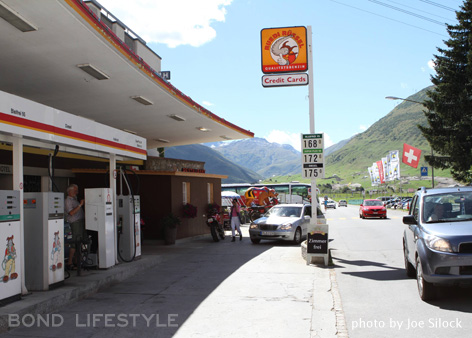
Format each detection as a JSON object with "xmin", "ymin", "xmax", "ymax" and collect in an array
[
  {"xmin": 368, "ymin": 0, "xmax": 446, "ymax": 26},
  {"xmin": 329, "ymin": 0, "xmax": 448, "ymax": 37},
  {"xmin": 387, "ymin": 0, "xmax": 452, "ymax": 21},
  {"xmin": 419, "ymin": 0, "xmax": 456, "ymax": 12}
]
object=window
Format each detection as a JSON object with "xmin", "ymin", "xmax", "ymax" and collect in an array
[
  {"xmin": 304, "ymin": 206, "xmax": 312, "ymax": 217},
  {"xmin": 183, "ymin": 182, "xmax": 190, "ymax": 205},
  {"xmin": 411, "ymin": 195, "xmax": 419, "ymax": 220},
  {"xmin": 207, "ymin": 183, "xmax": 214, "ymax": 204}
]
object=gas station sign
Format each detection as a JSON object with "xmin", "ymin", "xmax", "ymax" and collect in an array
[
  {"xmin": 301, "ymin": 133, "xmax": 324, "ymax": 179},
  {"xmin": 262, "ymin": 73, "xmax": 308, "ymax": 87},
  {"xmin": 261, "ymin": 26, "xmax": 308, "ymax": 74}
]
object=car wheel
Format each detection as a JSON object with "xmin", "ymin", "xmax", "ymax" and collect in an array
[
  {"xmin": 403, "ymin": 242, "xmax": 415, "ymax": 278},
  {"xmin": 293, "ymin": 228, "xmax": 302, "ymax": 245},
  {"xmin": 250, "ymin": 237, "xmax": 261, "ymax": 244},
  {"xmin": 416, "ymin": 256, "xmax": 435, "ymax": 301}
]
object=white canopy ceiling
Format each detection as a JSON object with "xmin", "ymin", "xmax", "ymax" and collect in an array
[{"xmin": 0, "ymin": 0, "xmax": 253, "ymax": 151}]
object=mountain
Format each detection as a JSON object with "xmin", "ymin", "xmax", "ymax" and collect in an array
[
  {"xmin": 325, "ymin": 137, "xmax": 353, "ymax": 156},
  {"xmin": 324, "ymin": 86, "xmax": 449, "ymax": 180},
  {"xmin": 209, "ymin": 137, "xmax": 302, "ymax": 177},
  {"xmin": 160, "ymin": 144, "xmax": 262, "ymax": 183},
  {"xmin": 158, "ymin": 85, "xmax": 455, "ymax": 186}
]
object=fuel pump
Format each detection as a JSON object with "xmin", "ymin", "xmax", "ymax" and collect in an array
[
  {"xmin": 24, "ymin": 192, "xmax": 64, "ymax": 290},
  {"xmin": 117, "ymin": 195, "xmax": 141, "ymax": 261},
  {"xmin": 0, "ymin": 190, "xmax": 21, "ymax": 305},
  {"xmin": 116, "ymin": 168, "xmax": 141, "ymax": 262},
  {"xmin": 85, "ymin": 188, "xmax": 115, "ymax": 269}
]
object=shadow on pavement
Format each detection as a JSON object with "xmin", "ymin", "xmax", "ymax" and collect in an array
[
  {"xmin": 3, "ymin": 227, "xmax": 279, "ymax": 337},
  {"xmin": 331, "ymin": 256, "xmax": 411, "ymax": 281}
]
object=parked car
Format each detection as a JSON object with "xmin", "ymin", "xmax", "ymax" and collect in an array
[
  {"xmin": 386, "ymin": 198, "xmax": 401, "ymax": 208},
  {"xmin": 359, "ymin": 199, "xmax": 387, "ymax": 219},
  {"xmin": 399, "ymin": 197, "xmax": 412, "ymax": 210},
  {"xmin": 403, "ymin": 186, "xmax": 472, "ymax": 301},
  {"xmin": 378, "ymin": 196, "xmax": 392, "ymax": 206},
  {"xmin": 249, "ymin": 204, "xmax": 324, "ymax": 244},
  {"xmin": 338, "ymin": 199, "xmax": 348, "ymax": 207},
  {"xmin": 326, "ymin": 200, "xmax": 336, "ymax": 209}
]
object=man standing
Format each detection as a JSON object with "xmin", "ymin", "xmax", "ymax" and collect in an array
[{"xmin": 65, "ymin": 184, "xmax": 85, "ymax": 269}]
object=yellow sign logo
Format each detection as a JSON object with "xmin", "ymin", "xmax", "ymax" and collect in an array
[{"xmin": 261, "ymin": 26, "xmax": 308, "ymax": 74}]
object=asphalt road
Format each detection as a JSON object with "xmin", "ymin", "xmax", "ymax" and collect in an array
[{"xmin": 327, "ymin": 204, "xmax": 472, "ymax": 338}]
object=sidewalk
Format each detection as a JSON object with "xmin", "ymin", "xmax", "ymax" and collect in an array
[
  {"xmin": 0, "ymin": 247, "xmax": 165, "ymax": 333},
  {"xmin": 0, "ymin": 226, "xmax": 341, "ymax": 337}
]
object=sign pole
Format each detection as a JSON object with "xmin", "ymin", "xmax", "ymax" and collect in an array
[
  {"xmin": 304, "ymin": 26, "xmax": 328, "ymax": 266},
  {"xmin": 307, "ymin": 25, "xmax": 317, "ymax": 218}
]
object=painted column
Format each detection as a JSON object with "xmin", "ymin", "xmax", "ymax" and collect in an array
[
  {"xmin": 109, "ymin": 154, "xmax": 118, "ymax": 264},
  {"xmin": 12, "ymin": 136, "xmax": 27, "ymax": 294}
]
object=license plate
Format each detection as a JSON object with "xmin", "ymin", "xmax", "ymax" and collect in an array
[{"xmin": 261, "ymin": 231, "xmax": 275, "ymax": 236}]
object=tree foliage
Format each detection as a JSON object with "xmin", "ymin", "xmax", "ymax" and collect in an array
[{"xmin": 419, "ymin": 0, "xmax": 472, "ymax": 183}]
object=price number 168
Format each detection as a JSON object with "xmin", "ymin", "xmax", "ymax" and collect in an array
[{"xmin": 303, "ymin": 139, "xmax": 321, "ymax": 148}]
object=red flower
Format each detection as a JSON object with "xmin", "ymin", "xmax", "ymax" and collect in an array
[{"xmin": 182, "ymin": 203, "xmax": 197, "ymax": 218}]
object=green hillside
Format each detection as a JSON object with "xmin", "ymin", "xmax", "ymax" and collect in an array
[{"xmin": 264, "ymin": 86, "xmax": 455, "ymax": 189}]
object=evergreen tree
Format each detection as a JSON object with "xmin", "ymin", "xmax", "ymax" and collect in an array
[{"xmin": 419, "ymin": 0, "xmax": 472, "ymax": 183}]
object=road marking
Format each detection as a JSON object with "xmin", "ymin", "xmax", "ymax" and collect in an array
[{"xmin": 326, "ymin": 216, "xmax": 402, "ymax": 220}]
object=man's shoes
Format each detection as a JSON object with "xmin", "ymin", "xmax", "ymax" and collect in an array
[
  {"xmin": 240, "ymin": 235, "xmax": 243, "ymax": 241},
  {"xmin": 231, "ymin": 237, "xmax": 235, "ymax": 242},
  {"xmin": 66, "ymin": 264, "xmax": 77, "ymax": 271}
]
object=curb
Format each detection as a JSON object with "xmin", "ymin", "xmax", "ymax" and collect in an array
[{"xmin": 0, "ymin": 254, "xmax": 164, "ymax": 333}]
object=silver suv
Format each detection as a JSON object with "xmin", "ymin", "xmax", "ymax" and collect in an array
[{"xmin": 403, "ymin": 186, "xmax": 472, "ymax": 301}]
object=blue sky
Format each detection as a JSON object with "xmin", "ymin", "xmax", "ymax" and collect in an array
[{"xmin": 98, "ymin": 0, "xmax": 462, "ymax": 150}]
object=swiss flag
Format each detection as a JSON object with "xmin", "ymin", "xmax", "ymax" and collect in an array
[{"xmin": 402, "ymin": 143, "xmax": 422, "ymax": 168}]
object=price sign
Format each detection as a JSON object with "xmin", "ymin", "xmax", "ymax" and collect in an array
[{"xmin": 301, "ymin": 133, "xmax": 324, "ymax": 178}]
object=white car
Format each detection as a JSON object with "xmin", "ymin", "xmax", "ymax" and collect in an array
[
  {"xmin": 326, "ymin": 200, "xmax": 336, "ymax": 209},
  {"xmin": 338, "ymin": 200, "xmax": 347, "ymax": 207},
  {"xmin": 249, "ymin": 204, "xmax": 324, "ymax": 244}
]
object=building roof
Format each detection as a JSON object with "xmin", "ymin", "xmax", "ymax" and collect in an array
[{"xmin": 0, "ymin": 0, "xmax": 253, "ymax": 150}]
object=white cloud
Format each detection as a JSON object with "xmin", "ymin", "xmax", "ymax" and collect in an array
[
  {"xmin": 202, "ymin": 101, "xmax": 214, "ymax": 106},
  {"xmin": 266, "ymin": 130, "xmax": 300, "ymax": 150},
  {"xmin": 428, "ymin": 59, "xmax": 436, "ymax": 69},
  {"xmin": 359, "ymin": 125, "xmax": 367, "ymax": 132},
  {"xmin": 96, "ymin": 0, "xmax": 232, "ymax": 48},
  {"xmin": 265, "ymin": 130, "xmax": 334, "ymax": 151}
]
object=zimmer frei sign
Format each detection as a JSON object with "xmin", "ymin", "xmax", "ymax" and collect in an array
[{"xmin": 261, "ymin": 26, "xmax": 308, "ymax": 87}]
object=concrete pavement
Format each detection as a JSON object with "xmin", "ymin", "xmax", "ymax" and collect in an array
[{"xmin": 0, "ymin": 225, "xmax": 343, "ymax": 337}]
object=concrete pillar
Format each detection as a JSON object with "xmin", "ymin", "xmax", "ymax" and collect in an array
[
  {"xmin": 12, "ymin": 136, "xmax": 27, "ymax": 294},
  {"xmin": 109, "ymin": 154, "xmax": 117, "ymax": 264}
]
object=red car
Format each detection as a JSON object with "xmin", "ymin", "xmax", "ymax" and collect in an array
[{"xmin": 359, "ymin": 199, "xmax": 387, "ymax": 219}]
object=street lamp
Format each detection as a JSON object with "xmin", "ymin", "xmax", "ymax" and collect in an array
[
  {"xmin": 385, "ymin": 96, "xmax": 424, "ymax": 104},
  {"xmin": 385, "ymin": 96, "xmax": 435, "ymax": 188}
]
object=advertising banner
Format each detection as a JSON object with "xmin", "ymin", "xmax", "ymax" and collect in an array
[{"xmin": 377, "ymin": 160, "xmax": 385, "ymax": 184}]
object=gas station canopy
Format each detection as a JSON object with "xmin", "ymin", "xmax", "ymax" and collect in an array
[{"xmin": 0, "ymin": 0, "xmax": 253, "ymax": 151}]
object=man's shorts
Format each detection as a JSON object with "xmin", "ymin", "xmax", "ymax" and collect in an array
[{"xmin": 70, "ymin": 219, "xmax": 86, "ymax": 249}]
